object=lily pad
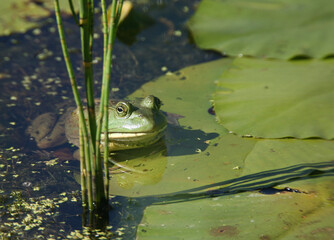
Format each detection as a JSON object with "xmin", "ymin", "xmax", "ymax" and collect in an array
[
  {"xmin": 43, "ymin": 0, "xmax": 80, "ymax": 13},
  {"xmin": 213, "ymin": 58, "xmax": 334, "ymax": 139},
  {"xmin": 0, "ymin": 0, "xmax": 49, "ymax": 36},
  {"xmin": 137, "ymin": 190, "xmax": 327, "ymax": 240},
  {"xmin": 242, "ymin": 139, "xmax": 334, "ymax": 176},
  {"xmin": 188, "ymin": 0, "xmax": 334, "ymax": 59},
  {"xmin": 134, "ymin": 136, "xmax": 334, "ymax": 239},
  {"xmin": 278, "ymin": 177, "xmax": 334, "ymax": 239},
  {"xmin": 106, "ymin": 59, "xmax": 334, "ymax": 198},
  {"xmin": 109, "ymin": 58, "xmax": 245, "ymax": 196},
  {"xmin": 0, "ymin": 0, "xmax": 80, "ymax": 36},
  {"xmin": 102, "ymin": 59, "xmax": 334, "ymax": 239}
]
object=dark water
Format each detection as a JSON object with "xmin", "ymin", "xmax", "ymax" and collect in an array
[{"xmin": 0, "ymin": 0, "xmax": 220, "ymax": 239}]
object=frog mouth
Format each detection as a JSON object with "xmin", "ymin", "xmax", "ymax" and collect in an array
[
  {"xmin": 99, "ymin": 126, "xmax": 166, "ymax": 151},
  {"xmin": 101, "ymin": 125, "xmax": 167, "ymax": 140},
  {"xmin": 107, "ymin": 132, "xmax": 151, "ymax": 139}
]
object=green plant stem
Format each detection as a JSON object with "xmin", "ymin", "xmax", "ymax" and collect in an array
[
  {"xmin": 79, "ymin": 0, "xmax": 96, "ymax": 155},
  {"xmin": 95, "ymin": 0, "xmax": 115, "ymax": 195},
  {"xmin": 79, "ymin": 122, "xmax": 87, "ymax": 207},
  {"xmin": 95, "ymin": 0, "xmax": 114, "ymax": 160},
  {"xmin": 82, "ymin": 119, "xmax": 94, "ymax": 209},
  {"xmin": 78, "ymin": 0, "xmax": 105, "ymax": 207},
  {"xmin": 96, "ymin": 0, "xmax": 122, "ymax": 196},
  {"xmin": 54, "ymin": 0, "xmax": 93, "ymax": 209},
  {"xmin": 101, "ymin": 0, "xmax": 108, "ymax": 66},
  {"xmin": 68, "ymin": 0, "xmax": 80, "ymax": 26},
  {"xmin": 56, "ymin": 0, "xmax": 123, "ymax": 211},
  {"xmin": 115, "ymin": 0, "xmax": 124, "ymax": 24},
  {"xmin": 103, "ymin": 0, "xmax": 123, "ymax": 197}
]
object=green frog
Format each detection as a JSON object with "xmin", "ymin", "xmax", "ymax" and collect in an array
[{"xmin": 27, "ymin": 95, "xmax": 167, "ymax": 154}]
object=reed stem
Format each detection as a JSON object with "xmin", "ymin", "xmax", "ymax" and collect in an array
[
  {"xmin": 79, "ymin": 0, "xmax": 96, "ymax": 154},
  {"xmin": 68, "ymin": 0, "xmax": 80, "ymax": 26},
  {"xmin": 55, "ymin": 0, "xmax": 123, "ymax": 212},
  {"xmin": 54, "ymin": 0, "xmax": 93, "ymax": 208},
  {"xmin": 101, "ymin": 0, "xmax": 123, "ymax": 197}
]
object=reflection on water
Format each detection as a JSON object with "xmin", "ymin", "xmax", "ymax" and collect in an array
[
  {"xmin": 110, "ymin": 139, "xmax": 167, "ymax": 189},
  {"xmin": 106, "ymin": 124, "xmax": 219, "ymax": 190}
]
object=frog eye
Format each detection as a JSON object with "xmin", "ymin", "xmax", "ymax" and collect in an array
[
  {"xmin": 141, "ymin": 95, "xmax": 162, "ymax": 110},
  {"xmin": 115, "ymin": 102, "xmax": 131, "ymax": 118}
]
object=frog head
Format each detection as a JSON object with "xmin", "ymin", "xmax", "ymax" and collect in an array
[{"xmin": 103, "ymin": 95, "xmax": 167, "ymax": 150}]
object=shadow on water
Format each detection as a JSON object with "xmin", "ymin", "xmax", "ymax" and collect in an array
[
  {"xmin": 165, "ymin": 125, "xmax": 219, "ymax": 156},
  {"xmin": 111, "ymin": 124, "xmax": 219, "ymax": 160},
  {"xmin": 109, "ymin": 160, "xmax": 334, "ymax": 239}
]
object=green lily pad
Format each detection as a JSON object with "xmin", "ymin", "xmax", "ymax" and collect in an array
[
  {"xmin": 130, "ymin": 58, "xmax": 233, "ymax": 133},
  {"xmin": 134, "ymin": 137, "xmax": 334, "ymax": 239},
  {"xmin": 284, "ymin": 205, "xmax": 334, "ymax": 239},
  {"xmin": 109, "ymin": 58, "xmax": 248, "ymax": 197},
  {"xmin": 0, "ymin": 0, "xmax": 49, "ymax": 36},
  {"xmin": 278, "ymin": 177, "xmax": 334, "ymax": 239},
  {"xmin": 135, "ymin": 139, "xmax": 334, "ymax": 239},
  {"xmin": 0, "ymin": 0, "xmax": 79, "ymax": 36},
  {"xmin": 137, "ymin": 190, "xmax": 326, "ymax": 240},
  {"xmin": 213, "ymin": 58, "xmax": 334, "ymax": 139},
  {"xmin": 43, "ymin": 0, "xmax": 80, "ymax": 14},
  {"xmin": 188, "ymin": 0, "xmax": 334, "ymax": 59},
  {"xmin": 106, "ymin": 59, "xmax": 334, "ymax": 198},
  {"xmin": 242, "ymin": 139, "xmax": 334, "ymax": 175},
  {"xmin": 102, "ymin": 59, "xmax": 334, "ymax": 239}
]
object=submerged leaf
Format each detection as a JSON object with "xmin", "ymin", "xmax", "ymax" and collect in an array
[{"xmin": 188, "ymin": 0, "xmax": 334, "ymax": 59}]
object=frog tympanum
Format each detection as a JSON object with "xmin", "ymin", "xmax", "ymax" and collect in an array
[{"xmin": 27, "ymin": 95, "xmax": 167, "ymax": 154}]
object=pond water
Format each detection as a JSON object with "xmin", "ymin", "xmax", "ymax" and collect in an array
[{"xmin": 0, "ymin": 0, "xmax": 220, "ymax": 239}]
